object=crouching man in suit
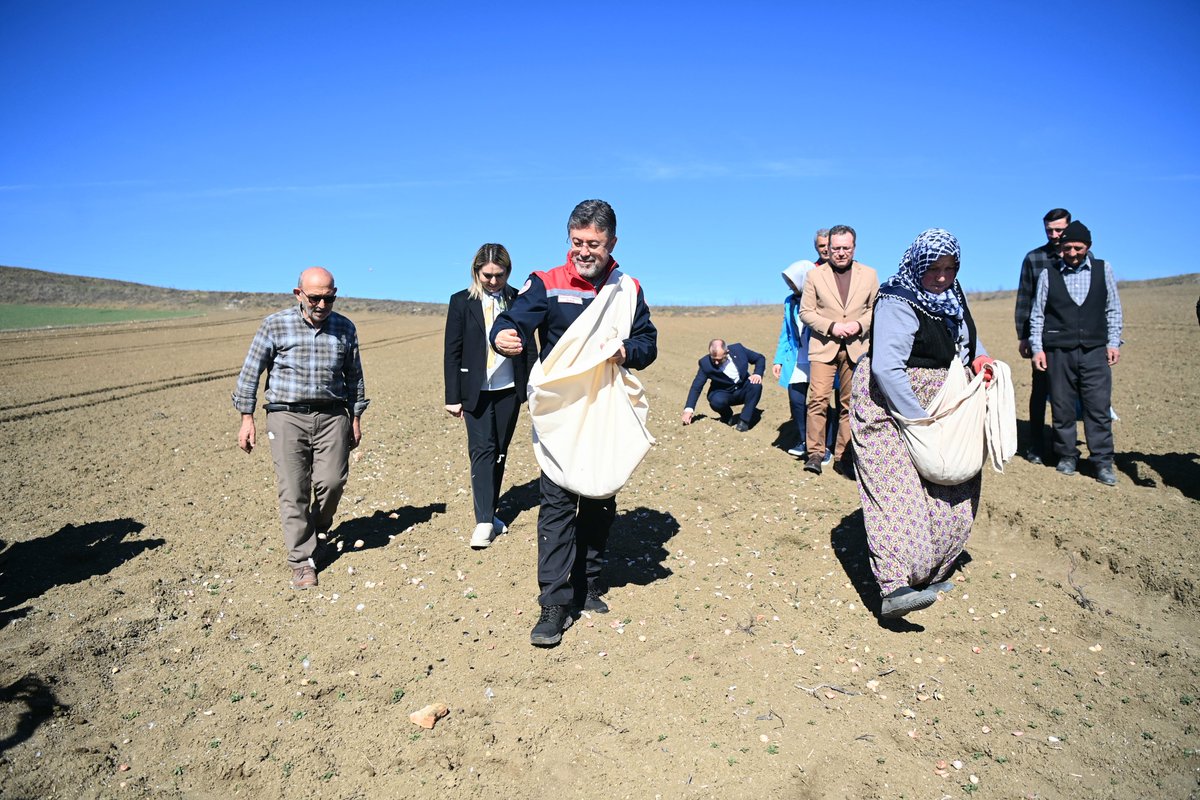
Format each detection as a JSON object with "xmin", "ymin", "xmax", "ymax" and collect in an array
[{"xmin": 681, "ymin": 339, "xmax": 765, "ymax": 432}]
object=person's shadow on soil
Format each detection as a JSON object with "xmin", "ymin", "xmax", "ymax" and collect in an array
[
  {"xmin": 0, "ymin": 676, "xmax": 67, "ymax": 756},
  {"xmin": 830, "ymin": 510, "xmax": 926, "ymax": 633},
  {"xmin": 321, "ymin": 503, "xmax": 446, "ymax": 567},
  {"xmin": 603, "ymin": 507, "xmax": 679, "ymax": 590},
  {"xmin": 1115, "ymin": 451, "xmax": 1200, "ymax": 500},
  {"xmin": 496, "ymin": 479, "xmax": 540, "ymax": 530},
  {"xmin": 0, "ymin": 519, "xmax": 162, "ymax": 629}
]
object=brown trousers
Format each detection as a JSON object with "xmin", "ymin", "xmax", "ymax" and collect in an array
[
  {"xmin": 266, "ymin": 409, "xmax": 352, "ymax": 567},
  {"xmin": 806, "ymin": 350, "xmax": 854, "ymax": 461}
]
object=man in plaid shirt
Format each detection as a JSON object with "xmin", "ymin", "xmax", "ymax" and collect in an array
[
  {"xmin": 233, "ymin": 267, "xmax": 369, "ymax": 589},
  {"xmin": 1014, "ymin": 208, "xmax": 1072, "ymax": 464},
  {"xmin": 1030, "ymin": 221, "xmax": 1123, "ymax": 487}
]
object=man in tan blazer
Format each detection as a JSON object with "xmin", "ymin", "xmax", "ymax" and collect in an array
[{"xmin": 799, "ymin": 224, "xmax": 879, "ymax": 475}]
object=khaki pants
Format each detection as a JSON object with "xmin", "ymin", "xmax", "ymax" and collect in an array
[
  {"xmin": 267, "ymin": 409, "xmax": 352, "ymax": 567},
  {"xmin": 806, "ymin": 350, "xmax": 854, "ymax": 461}
]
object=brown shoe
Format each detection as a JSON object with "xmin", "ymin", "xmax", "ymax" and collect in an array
[{"xmin": 290, "ymin": 565, "xmax": 318, "ymax": 590}]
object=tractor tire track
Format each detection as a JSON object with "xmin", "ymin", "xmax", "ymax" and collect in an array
[{"xmin": 0, "ymin": 328, "xmax": 443, "ymax": 424}]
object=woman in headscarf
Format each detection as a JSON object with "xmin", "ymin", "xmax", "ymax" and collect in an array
[{"xmin": 850, "ymin": 229, "xmax": 995, "ymax": 619}]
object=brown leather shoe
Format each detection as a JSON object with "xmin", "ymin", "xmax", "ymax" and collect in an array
[{"xmin": 290, "ymin": 565, "xmax": 318, "ymax": 590}]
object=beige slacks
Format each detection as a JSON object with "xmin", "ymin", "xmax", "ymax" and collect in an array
[
  {"xmin": 806, "ymin": 349, "xmax": 854, "ymax": 461},
  {"xmin": 266, "ymin": 409, "xmax": 352, "ymax": 567}
]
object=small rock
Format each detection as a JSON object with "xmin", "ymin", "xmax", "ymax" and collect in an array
[
  {"xmin": 1088, "ymin": 644, "xmax": 1103, "ymax": 653},
  {"xmin": 118, "ymin": 763, "xmax": 130, "ymax": 772},
  {"xmin": 354, "ymin": 539, "xmax": 365, "ymax": 549},
  {"xmin": 409, "ymin": 703, "xmax": 449, "ymax": 730}
]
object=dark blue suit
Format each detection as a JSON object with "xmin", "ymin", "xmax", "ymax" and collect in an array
[{"xmin": 684, "ymin": 343, "xmax": 765, "ymax": 424}]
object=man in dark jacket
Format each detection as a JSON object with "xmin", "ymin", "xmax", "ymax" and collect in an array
[
  {"xmin": 491, "ymin": 199, "xmax": 658, "ymax": 646},
  {"xmin": 1015, "ymin": 208, "xmax": 1072, "ymax": 464},
  {"xmin": 680, "ymin": 339, "xmax": 765, "ymax": 431}
]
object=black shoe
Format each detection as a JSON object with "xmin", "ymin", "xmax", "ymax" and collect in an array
[
  {"xmin": 734, "ymin": 420, "xmax": 750, "ymax": 432},
  {"xmin": 1056, "ymin": 456, "xmax": 1077, "ymax": 476},
  {"xmin": 804, "ymin": 455, "xmax": 823, "ymax": 474},
  {"xmin": 833, "ymin": 459, "xmax": 856, "ymax": 480},
  {"xmin": 1023, "ymin": 449, "xmax": 1043, "ymax": 465},
  {"xmin": 530, "ymin": 604, "xmax": 574, "ymax": 647},
  {"xmin": 583, "ymin": 579, "xmax": 609, "ymax": 614},
  {"xmin": 1095, "ymin": 464, "xmax": 1117, "ymax": 486}
]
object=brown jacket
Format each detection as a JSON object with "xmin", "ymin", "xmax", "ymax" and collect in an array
[{"xmin": 799, "ymin": 261, "xmax": 879, "ymax": 363}]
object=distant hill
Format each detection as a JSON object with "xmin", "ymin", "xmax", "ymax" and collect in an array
[
  {"xmin": 0, "ymin": 265, "xmax": 445, "ymax": 316},
  {"xmin": 2, "ymin": 264, "xmax": 1196, "ymax": 317}
]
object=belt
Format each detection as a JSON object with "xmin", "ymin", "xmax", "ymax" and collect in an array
[{"xmin": 264, "ymin": 402, "xmax": 347, "ymax": 414}]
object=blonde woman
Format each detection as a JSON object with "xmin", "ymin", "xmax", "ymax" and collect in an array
[{"xmin": 443, "ymin": 244, "xmax": 535, "ymax": 548}]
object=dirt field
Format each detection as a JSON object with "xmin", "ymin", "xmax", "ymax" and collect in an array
[{"xmin": 1, "ymin": 283, "xmax": 1198, "ymax": 799}]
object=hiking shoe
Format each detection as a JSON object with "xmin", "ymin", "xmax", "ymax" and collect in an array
[
  {"xmin": 734, "ymin": 420, "xmax": 750, "ymax": 432},
  {"xmin": 1095, "ymin": 465, "xmax": 1117, "ymax": 486},
  {"xmin": 880, "ymin": 587, "xmax": 936, "ymax": 619},
  {"xmin": 470, "ymin": 522, "xmax": 494, "ymax": 549},
  {"xmin": 1056, "ymin": 456, "xmax": 1077, "ymax": 476},
  {"xmin": 804, "ymin": 455, "xmax": 823, "ymax": 474},
  {"xmin": 583, "ymin": 579, "xmax": 609, "ymax": 614},
  {"xmin": 530, "ymin": 604, "xmax": 574, "ymax": 647},
  {"xmin": 290, "ymin": 565, "xmax": 318, "ymax": 590}
]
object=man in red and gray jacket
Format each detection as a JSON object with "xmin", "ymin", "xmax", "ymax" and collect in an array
[{"xmin": 492, "ymin": 199, "xmax": 657, "ymax": 647}]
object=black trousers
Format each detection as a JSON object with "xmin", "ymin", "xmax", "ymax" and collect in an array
[
  {"xmin": 463, "ymin": 388, "xmax": 520, "ymax": 524},
  {"xmin": 1046, "ymin": 345, "xmax": 1114, "ymax": 466},
  {"xmin": 708, "ymin": 380, "xmax": 763, "ymax": 423},
  {"xmin": 1027, "ymin": 361, "xmax": 1050, "ymax": 454},
  {"xmin": 536, "ymin": 472, "xmax": 616, "ymax": 608}
]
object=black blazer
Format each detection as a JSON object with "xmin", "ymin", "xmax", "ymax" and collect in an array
[
  {"xmin": 683, "ymin": 342, "xmax": 766, "ymax": 409},
  {"xmin": 443, "ymin": 286, "xmax": 535, "ymax": 412}
]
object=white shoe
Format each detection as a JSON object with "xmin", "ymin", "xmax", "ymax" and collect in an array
[
  {"xmin": 470, "ymin": 522, "xmax": 494, "ymax": 549},
  {"xmin": 786, "ymin": 446, "xmax": 806, "ymax": 458},
  {"xmin": 493, "ymin": 516, "xmax": 508, "ymax": 535}
]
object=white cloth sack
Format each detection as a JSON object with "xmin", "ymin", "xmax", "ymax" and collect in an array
[
  {"xmin": 892, "ymin": 359, "xmax": 1016, "ymax": 485},
  {"xmin": 527, "ymin": 271, "xmax": 655, "ymax": 499}
]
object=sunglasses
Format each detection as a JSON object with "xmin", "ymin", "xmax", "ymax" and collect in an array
[{"xmin": 302, "ymin": 291, "xmax": 337, "ymax": 305}]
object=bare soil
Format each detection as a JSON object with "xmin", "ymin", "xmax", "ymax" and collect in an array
[{"xmin": 1, "ymin": 285, "xmax": 1198, "ymax": 799}]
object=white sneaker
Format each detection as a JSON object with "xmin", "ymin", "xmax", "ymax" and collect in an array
[
  {"xmin": 786, "ymin": 445, "xmax": 806, "ymax": 458},
  {"xmin": 470, "ymin": 522, "xmax": 494, "ymax": 549},
  {"xmin": 492, "ymin": 516, "xmax": 509, "ymax": 535}
]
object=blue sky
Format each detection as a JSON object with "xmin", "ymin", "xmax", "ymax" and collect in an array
[{"xmin": 2, "ymin": 1, "xmax": 1197, "ymax": 305}]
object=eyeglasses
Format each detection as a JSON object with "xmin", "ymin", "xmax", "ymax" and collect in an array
[{"xmin": 302, "ymin": 291, "xmax": 337, "ymax": 305}]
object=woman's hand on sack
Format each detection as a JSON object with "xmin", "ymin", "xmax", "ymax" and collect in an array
[{"xmin": 971, "ymin": 355, "xmax": 996, "ymax": 385}]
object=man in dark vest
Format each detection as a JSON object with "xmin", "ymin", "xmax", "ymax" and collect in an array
[{"xmin": 1029, "ymin": 221, "xmax": 1123, "ymax": 486}]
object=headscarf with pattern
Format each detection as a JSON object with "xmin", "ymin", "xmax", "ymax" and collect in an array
[{"xmin": 879, "ymin": 228, "xmax": 964, "ymax": 325}]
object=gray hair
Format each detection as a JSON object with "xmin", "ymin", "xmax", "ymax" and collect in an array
[
  {"xmin": 813, "ymin": 228, "xmax": 830, "ymax": 244},
  {"xmin": 568, "ymin": 199, "xmax": 617, "ymax": 237},
  {"xmin": 828, "ymin": 224, "xmax": 856, "ymax": 243}
]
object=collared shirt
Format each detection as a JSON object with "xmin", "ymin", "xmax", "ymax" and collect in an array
[
  {"xmin": 232, "ymin": 305, "xmax": 369, "ymax": 416},
  {"xmin": 1029, "ymin": 255, "xmax": 1123, "ymax": 353},
  {"xmin": 482, "ymin": 292, "xmax": 515, "ymax": 391},
  {"xmin": 1014, "ymin": 242, "xmax": 1058, "ymax": 339},
  {"xmin": 715, "ymin": 355, "xmax": 740, "ymax": 383}
]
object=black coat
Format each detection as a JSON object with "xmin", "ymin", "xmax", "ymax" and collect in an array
[{"xmin": 443, "ymin": 286, "xmax": 535, "ymax": 412}]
